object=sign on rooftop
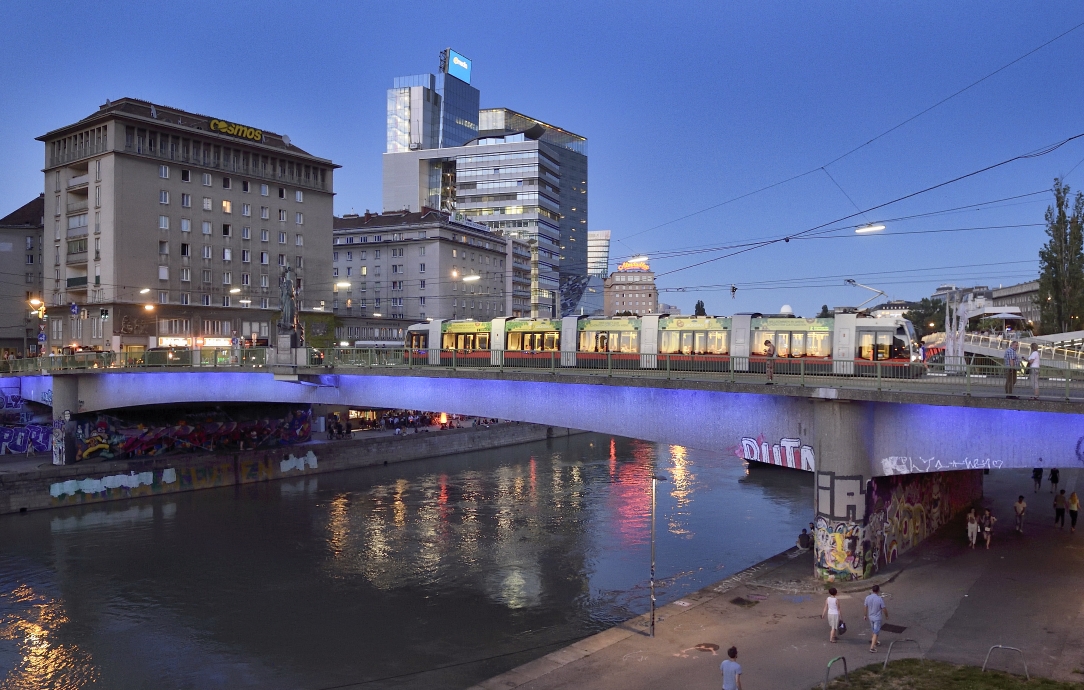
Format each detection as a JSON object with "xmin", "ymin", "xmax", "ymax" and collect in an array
[{"xmin": 445, "ymin": 49, "xmax": 472, "ymax": 84}]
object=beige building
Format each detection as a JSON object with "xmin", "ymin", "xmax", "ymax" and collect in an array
[
  {"xmin": 992, "ymin": 280, "xmax": 1040, "ymax": 329},
  {"xmin": 0, "ymin": 195, "xmax": 45, "ymax": 356},
  {"xmin": 37, "ymin": 98, "xmax": 336, "ymax": 353},
  {"xmin": 603, "ymin": 262, "xmax": 658, "ymax": 316},
  {"xmin": 332, "ymin": 209, "xmax": 529, "ymax": 322}
]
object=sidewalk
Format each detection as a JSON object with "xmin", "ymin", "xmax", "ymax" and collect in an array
[{"xmin": 472, "ymin": 468, "xmax": 1084, "ymax": 689}]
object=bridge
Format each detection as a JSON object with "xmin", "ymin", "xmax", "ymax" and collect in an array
[{"xmin": 4, "ymin": 347, "xmax": 1084, "ymax": 582}]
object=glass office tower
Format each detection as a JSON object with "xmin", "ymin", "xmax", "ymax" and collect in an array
[
  {"xmin": 386, "ymin": 51, "xmax": 479, "ymax": 153},
  {"xmin": 587, "ymin": 230, "xmax": 611, "ymax": 278}
]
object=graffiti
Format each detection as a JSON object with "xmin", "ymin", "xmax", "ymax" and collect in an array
[
  {"xmin": 41, "ymin": 389, "xmax": 52, "ymax": 405},
  {"xmin": 118, "ymin": 315, "xmax": 150, "ymax": 335},
  {"xmin": 0, "ymin": 424, "xmax": 52, "ymax": 454},
  {"xmin": 73, "ymin": 409, "xmax": 311, "ymax": 462},
  {"xmin": 734, "ymin": 435, "xmax": 815, "ymax": 471},
  {"xmin": 280, "ymin": 450, "xmax": 318, "ymax": 474},
  {"xmin": 880, "ymin": 456, "xmax": 1005, "ymax": 475},
  {"xmin": 50, "ymin": 469, "xmax": 174, "ymax": 498},
  {"xmin": 51, "ymin": 419, "xmax": 64, "ymax": 466},
  {"xmin": 814, "ymin": 516, "xmax": 873, "ymax": 581}
]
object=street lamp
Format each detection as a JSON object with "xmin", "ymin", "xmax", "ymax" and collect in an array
[
  {"xmin": 139, "ymin": 288, "xmax": 150, "ymax": 294},
  {"xmin": 855, "ymin": 223, "xmax": 886, "ymax": 234},
  {"xmin": 649, "ymin": 473, "xmax": 668, "ymax": 638},
  {"xmin": 462, "ymin": 274, "xmax": 480, "ymax": 282}
]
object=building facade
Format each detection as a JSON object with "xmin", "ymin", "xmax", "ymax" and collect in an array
[
  {"xmin": 0, "ymin": 195, "xmax": 45, "ymax": 356},
  {"xmin": 992, "ymin": 280, "xmax": 1039, "ymax": 329},
  {"xmin": 603, "ymin": 261, "xmax": 658, "ymax": 316},
  {"xmin": 587, "ymin": 229, "xmax": 610, "ymax": 278},
  {"xmin": 37, "ymin": 98, "xmax": 336, "ymax": 353},
  {"xmin": 332, "ymin": 209, "xmax": 521, "ymax": 323}
]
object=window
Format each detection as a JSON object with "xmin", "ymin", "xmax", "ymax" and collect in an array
[
  {"xmin": 180, "ymin": 268, "xmax": 191, "ymax": 282},
  {"xmin": 260, "ymin": 275, "xmax": 269, "ymax": 288},
  {"xmin": 347, "ymin": 251, "xmax": 353, "ymax": 261},
  {"xmin": 222, "ymin": 272, "xmax": 231, "ymax": 285},
  {"xmin": 391, "ymin": 248, "xmax": 403, "ymax": 257},
  {"xmin": 260, "ymin": 229, "xmax": 269, "ymax": 242},
  {"xmin": 260, "ymin": 251, "xmax": 269, "ymax": 265},
  {"xmin": 181, "ymin": 193, "xmax": 191, "ymax": 208},
  {"xmin": 159, "ymin": 165, "xmax": 169, "ymax": 179},
  {"xmin": 95, "ymin": 185, "xmax": 101, "ymax": 208},
  {"xmin": 278, "ymin": 254, "xmax": 285, "ymax": 266},
  {"xmin": 279, "ymin": 232, "xmax": 287, "ymax": 244},
  {"xmin": 158, "ymin": 240, "xmax": 169, "ymax": 255},
  {"xmin": 295, "ymin": 212, "xmax": 304, "ymax": 225},
  {"xmin": 158, "ymin": 266, "xmax": 169, "ymax": 280},
  {"xmin": 261, "ymin": 297, "xmax": 269, "ymax": 309},
  {"xmin": 202, "ymin": 197, "xmax": 212, "ymax": 211},
  {"xmin": 181, "ymin": 169, "xmax": 191, "ymax": 182},
  {"xmin": 333, "ymin": 251, "xmax": 338, "ymax": 261},
  {"xmin": 419, "ymin": 263, "xmax": 426, "ymax": 272},
  {"xmin": 260, "ymin": 206, "xmax": 269, "ymax": 219},
  {"xmin": 222, "ymin": 296, "xmax": 231, "ymax": 307},
  {"xmin": 374, "ymin": 250, "xmax": 381, "ymax": 259},
  {"xmin": 202, "ymin": 173, "xmax": 212, "ymax": 186},
  {"xmin": 222, "ymin": 223, "xmax": 231, "ymax": 237},
  {"xmin": 223, "ymin": 248, "xmax": 232, "ymax": 261},
  {"xmin": 25, "ymin": 254, "xmax": 33, "ymax": 265},
  {"xmin": 359, "ymin": 266, "xmax": 367, "ymax": 276},
  {"xmin": 180, "ymin": 292, "xmax": 190, "ymax": 305},
  {"xmin": 242, "ymin": 203, "xmax": 251, "ymax": 217},
  {"xmin": 359, "ymin": 251, "xmax": 366, "ymax": 259},
  {"xmin": 278, "ymin": 187, "xmax": 285, "ymax": 199},
  {"xmin": 295, "ymin": 256, "xmax": 303, "ymax": 269},
  {"xmin": 333, "ymin": 267, "xmax": 339, "ymax": 278},
  {"xmin": 202, "ymin": 221, "xmax": 212, "ymax": 235},
  {"xmin": 241, "ymin": 273, "xmax": 250, "ymax": 286},
  {"xmin": 419, "ymin": 279, "xmax": 426, "ymax": 289},
  {"xmin": 392, "ymin": 265, "xmax": 403, "ymax": 274},
  {"xmin": 201, "ymin": 294, "xmax": 211, "ymax": 305},
  {"xmin": 346, "ymin": 267, "xmax": 352, "ymax": 277},
  {"xmin": 221, "ymin": 200, "xmax": 232, "ymax": 214},
  {"xmin": 391, "ymin": 281, "xmax": 403, "ymax": 290},
  {"xmin": 242, "ymin": 181, "xmax": 250, "ymax": 193},
  {"xmin": 158, "ymin": 215, "xmax": 169, "ymax": 230},
  {"xmin": 241, "ymin": 250, "xmax": 250, "ymax": 263},
  {"xmin": 159, "ymin": 190, "xmax": 169, "ymax": 204},
  {"xmin": 295, "ymin": 234, "xmax": 303, "ymax": 246},
  {"xmin": 260, "ymin": 184, "xmax": 268, "ymax": 196},
  {"xmin": 159, "ymin": 290, "xmax": 169, "ymax": 304},
  {"xmin": 419, "ymin": 246, "xmax": 425, "ymax": 256},
  {"xmin": 241, "ymin": 226, "xmax": 250, "ymax": 239},
  {"xmin": 419, "ymin": 296, "xmax": 426, "ymax": 306},
  {"xmin": 222, "ymin": 177, "xmax": 231, "ymax": 190},
  {"xmin": 278, "ymin": 210, "xmax": 287, "ymax": 222},
  {"xmin": 295, "ymin": 190, "xmax": 303, "ymax": 202}
]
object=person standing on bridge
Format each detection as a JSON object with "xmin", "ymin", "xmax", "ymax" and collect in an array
[
  {"xmin": 1004, "ymin": 341, "xmax": 1020, "ymax": 397},
  {"xmin": 1033, "ymin": 467, "xmax": 1044, "ymax": 493},
  {"xmin": 1013, "ymin": 496, "xmax": 1027, "ymax": 533},
  {"xmin": 764, "ymin": 339, "xmax": 776, "ymax": 384},
  {"xmin": 1055, "ymin": 489, "xmax": 1068, "ymax": 530},
  {"xmin": 1027, "ymin": 346, "xmax": 1041, "ymax": 398}
]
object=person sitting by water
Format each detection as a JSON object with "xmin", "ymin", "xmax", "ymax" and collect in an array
[{"xmin": 797, "ymin": 528, "xmax": 811, "ymax": 550}]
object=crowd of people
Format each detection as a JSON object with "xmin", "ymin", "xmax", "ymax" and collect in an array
[{"xmin": 323, "ymin": 410, "xmax": 504, "ymax": 440}]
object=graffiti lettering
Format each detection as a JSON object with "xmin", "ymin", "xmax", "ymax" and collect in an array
[
  {"xmin": 735, "ymin": 435, "xmax": 815, "ymax": 471},
  {"xmin": 0, "ymin": 424, "xmax": 51, "ymax": 454},
  {"xmin": 880, "ymin": 456, "xmax": 1006, "ymax": 475}
]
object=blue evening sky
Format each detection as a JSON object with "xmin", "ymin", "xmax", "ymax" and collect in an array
[{"xmin": 3, "ymin": 1, "xmax": 1083, "ymax": 316}]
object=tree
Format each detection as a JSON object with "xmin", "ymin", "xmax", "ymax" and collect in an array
[
  {"xmin": 694, "ymin": 300, "xmax": 707, "ymax": 316},
  {"xmin": 1037, "ymin": 179, "xmax": 1084, "ymax": 335},
  {"xmin": 817, "ymin": 304, "xmax": 831, "ymax": 318},
  {"xmin": 902, "ymin": 298, "xmax": 946, "ymax": 338}
]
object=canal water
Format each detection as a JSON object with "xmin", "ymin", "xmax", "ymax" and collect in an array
[{"xmin": 0, "ymin": 432, "xmax": 812, "ymax": 689}]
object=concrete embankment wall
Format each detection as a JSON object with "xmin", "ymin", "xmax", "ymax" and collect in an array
[{"xmin": 0, "ymin": 423, "xmax": 576, "ymax": 515}]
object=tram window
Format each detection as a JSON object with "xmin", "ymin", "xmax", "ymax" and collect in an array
[
  {"xmin": 706, "ymin": 330, "xmax": 728, "ymax": 354},
  {"xmin": 875, "ymin": 332, "xmax": 892, "ymax": 361},
  {"xmin": 619, "ymin": 332, "xmax": 639, "ymax": 353},
  {"xmin": 891, "ymin": 331, "xmax": 908, "ymax": 359},
  {"xmin": 507, "ymin": 332, "xmax": 523, "ymax": 350},
  {"xmin": 790, "ymin": 332, "xmax": 806, "ymax": 357},
  {"xmin": 807, "ymin": 332, "xmax": 831, "ymax": 357},
  {"xmin": 597, "ymin": 332, "xmax": 609, "ymax": 352},
  {"xmin": 477, "ymin": 333, "xmax": 490, "ymax": 350},
  {"xmin": 757, "ymin": 331, "xmax": 775, "ymax": 354},
  {"xmin": 442, "ymin": 333, "xmax": 455, "ymax": 349},
  {"xmin": 693, "ymin": 331, "xmax": 707, "ymax": 354},
  {"xmin": 680, "ymin": 332, "xmax": 693, "ymax": 355},
  {"xmin": 543, "ymin": 332, "xmax": 558, "ymax": 351},
  {"xmin": 775, "ymin": 333, "xmax": 790, "ymax": 357},
  {"xmin": 409, "ymin": 333, "xmax": 427, "ymax": 349},
  {"xmin": 659, "ymin": 330, "xmax": 679, "ymax": 354},
  {"xmin": 856, "ymin": 331, "xmax": 875, "ymax": 360}
]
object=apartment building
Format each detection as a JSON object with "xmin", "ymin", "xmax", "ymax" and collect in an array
[
  {"xmin": 0, "ymin": 195, "xmax": 45, "ymax": 356},
  {"xmin": 36, "ymin": 98, "xmax": 336, "ymax": 353},
  {"xmin": 603, "ymin": 260, "xmax": 658, "ymax": 316}
]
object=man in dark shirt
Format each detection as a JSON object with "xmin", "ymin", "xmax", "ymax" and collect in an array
[{"xmin": 797, "ymin": 529, "xmax": 811, "ymax": 550}]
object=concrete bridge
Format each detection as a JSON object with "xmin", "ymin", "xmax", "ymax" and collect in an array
[{"xmin": 5, "ymin": 353, "xmax": 1084, "ymax": 582}]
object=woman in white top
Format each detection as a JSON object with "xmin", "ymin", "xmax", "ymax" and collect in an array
[{"xmin": 821, "ymin": 587, "xmax": 841, "ymax": 642}]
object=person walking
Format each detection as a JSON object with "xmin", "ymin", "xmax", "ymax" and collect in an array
[
  {"xmin": 864, "ymin": 585, "xmax": 888, "ymax": 653},
  {"xmin": 1004, "ymin": 341, "xmax": 1020, "ymax": 396},
  {"xmin": 1027, "ymin": 346, "xmax": 1041, "ymax": 398},
  {"xmin": 966, "ymin": 508, "xmax": 979, "ymax": 548},
  {"xmin": 1050, "ymin": 468, "xmax": 1060, "ymax": 494},
  {"xmin": 720, "ymin": 646, "xmax": 742, "ymax": 690},
  {"xmin": 1013, "ymin": 496, "xmax": 1027, "ymax": 533},
  {"xmin": 1055, "ymin": 489, "xmax": 1068, "ymax": 530},
  {"xmin": 821, "ymin": 587, "xmax": 842, "ymax": 643},
  {"xmin": 1033, "ymin": 467, "xmax": 1044, "ymax": 493},
  {"xmin": 980, "ymin": 509, "xmax": 997, "ymax": 549},
  {"xmin": 764, "ymin": 339, "xmax": 776, "ymax": 384},
  {"xmin": 1069, "ymin": 492, "xmax": 1080, "ymax": 533}
]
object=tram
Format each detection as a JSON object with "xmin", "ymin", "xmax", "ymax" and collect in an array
[{"xmin": 406, "ymin": 312, "xmax": 920, "ymax": 376}]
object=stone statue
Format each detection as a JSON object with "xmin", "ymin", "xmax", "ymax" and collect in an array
[{"xmin": 279, "ymin": 266, "xmax": 296, "ymax": 331}]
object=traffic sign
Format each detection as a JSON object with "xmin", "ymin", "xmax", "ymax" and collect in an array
[
  {"xmin": 69, "ymin": 303, "xmax": 78, "ymax": 315},
  {"xmin": 37, "ymin": 333, "xmax": 46, "ymax": 344}
]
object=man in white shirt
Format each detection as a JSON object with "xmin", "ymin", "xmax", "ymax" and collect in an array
[
  {"xmin": 720, "ymin": 646, "xmax": 742, "ymax": 690},
  {"xmin": 1027, "ymin": 347, "xmax": 1041, "ymax": 398}
]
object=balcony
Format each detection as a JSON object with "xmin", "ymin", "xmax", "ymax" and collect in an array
[
  {"xmin": 66, "ymin": 200, "xmax": 88, "ymax": 215},
  {"xmin": 66, "ymin": 276, "xmax": 88, "ymax": 289},
  {"xmin": 66, "ymin": 252, "xmax": 88, "ymax": 265},
  {"xmin": 67, "ymin": 174, "xmax": 89, "ymax": 189},
  {"xmin": 121, "ymin": 145, "xmax": 331, "ymax": 192},
  {"xmin": 49, "ymin": 143, "xmax": 107, "ymax": 168}
]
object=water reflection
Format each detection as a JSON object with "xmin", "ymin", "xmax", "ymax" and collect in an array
[{"xmin": 0, "ymin": 433, "xmax": 811, "ymax": 689}]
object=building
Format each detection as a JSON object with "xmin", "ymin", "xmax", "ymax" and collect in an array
[
  {"xmin": 0, "ymin": 195, "xmax": 45, "ymax": 357},
  {"xmin": 932, "ymin": 284, "xmax": 992, "ymax": 303},
  {"xmin": 869, "ymin": 300, "xmax": 917, "ymax": 318},
  {"xmin": 603, "ymin": 260, "xmax": 658, "ymax": 316},
  {"xmin": 658, "ymin": 302, "xmax": 682, "ymax": 315},
  {"xmin": 36, "ymin": 98, "xmax": 337, "ymax": 354},
  {"xmin": 332, "ymin": 209, "xmax": 520, "ymax": 323},
  {"xmin": 587, "ymin": 229, "xmax": 610, "ymax": 278},
  {"xmin": 992, "ymin": 280, "xmax": 1039, "ymax": 329},
  {"xmin": 382, "ymin": 54, "xmax": 587, "ymax": 315}
]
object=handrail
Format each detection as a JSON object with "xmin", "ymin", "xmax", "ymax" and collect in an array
[
  {"xmin": 982, "ymin": 645, "xmax": 1028, "ymax": 680},
  {"xmin": 882, "ymin": 638, "xmax": 921, "ymax": 669},
  {"xmin": 822, "ymin": 655, "xmax": 847, "ymax": 689}
]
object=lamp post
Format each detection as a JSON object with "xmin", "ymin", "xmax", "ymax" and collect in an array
[{"xmin": 649, "ymin": 473, "xmax": 668, "ymax": 637}]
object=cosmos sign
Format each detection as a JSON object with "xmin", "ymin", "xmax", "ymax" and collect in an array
[{"xmin": 209, "ymin": 118, "xmax": 263, "ymax": 142}]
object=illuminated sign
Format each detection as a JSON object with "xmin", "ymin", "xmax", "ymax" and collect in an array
[
  {"xmin": 445, "ymin": 49, "xmax": 472, "ymax": 84},
  {"xmin": 158, "ymin": 337, "xmax": 191, "ymax": 347},
  {"xmin": 209, "ymin": 118, "xmax": 263, "ymax": 142},
  {"xmin": 617, "ymin": 260, "xmax": 650, "ymax": 272},
  {"xmin": 201, "ymin": 337, "xmax": 233, "ymax": 347}
]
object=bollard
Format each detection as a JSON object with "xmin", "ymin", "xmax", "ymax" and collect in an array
[{"xmin": 822, "ymin": 656, "xmax": 848, "ymax": 689}]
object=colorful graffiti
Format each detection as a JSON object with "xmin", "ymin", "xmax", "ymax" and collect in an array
[
  {"xmin": 0, "ymin": 424, "xmax": 52, "ymax": 454},
  {"xmin": 733, "ymin": 435, "xmax": 815, "ymax": 471},
  {"xmin": 814, "ymin": 516, "xmax": 875, "ymax": 580},
  {"xmin": 73, "ymin": 409, "xmax": 311, "ymax": 462}
]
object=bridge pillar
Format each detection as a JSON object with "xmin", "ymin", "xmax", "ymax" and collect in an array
[
  {"xmin": 50, "ymin": 376, "xmax": 78, "ymax": 465},
  {"xmin": 812, "ymin": 399, "xmax": 876, "ymax": 581}
]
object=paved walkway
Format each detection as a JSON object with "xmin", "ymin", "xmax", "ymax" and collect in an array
[{"xmin": 473, "ymin": 467, "xmax": 1084, "ymax": 689}]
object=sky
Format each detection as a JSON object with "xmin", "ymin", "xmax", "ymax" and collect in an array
[{"xmin": 2, "ymin": 1, "xmax": 1084, "ymax": 316}]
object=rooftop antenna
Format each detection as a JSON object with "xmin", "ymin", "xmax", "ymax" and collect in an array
[{"xmin": 845, "ymin": 279, "xmax": 886, "ymax": 310}]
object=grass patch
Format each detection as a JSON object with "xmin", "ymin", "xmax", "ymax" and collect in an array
[{"xmin": 818, "ymin": 658, "xmax": 1079, "ymax": 689}]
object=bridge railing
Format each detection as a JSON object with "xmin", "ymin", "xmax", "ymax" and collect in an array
[{"xmin": 0, "ymin": 348, "xmax": 271, "ymax": 373}]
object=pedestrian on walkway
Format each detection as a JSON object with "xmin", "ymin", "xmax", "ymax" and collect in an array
[
  {"xmin": 966, "ymin": 508, "xmax": 979, "ymax": 548},
  {"xmin": 1013, "ymin": 495, "xmax": 1027, "ymax": 533},
  {"xmin": 1033, "ymin": 467, "xmax": 1044, "ymax": 493},
  {"xmin": 1055, "ymin": 489, "xmax": 1068, "ymax": 530},
  {"xmin": 821, "ymin": 587, "xmax": 842, "ymax": 643},
  {"xmin": 764, "ymin": 339, "xmax": 776, "ymax": 384},
  {"xmin": 1004, "ymin": 341, "xmax": 1020, "ymax": 396},
  {"xmin": 980, "ymin": 509, "xmax": 997, "ymax": 549},
  {"xmin": 1050, "ymin": 468, "xmax": 1060, "ymax": 494},
  {"xmin": 720, "ymin": 646, "xmax": 742, "ymax": 690},
  {"xmin": 864, "ymin": 585, "xmax": 888, "ymax": 653},
  {"xmin": 1028, "ymin": 347, "xmax": 1041, "ymax": 398},
  {"xmin": 1069, "ymin": 492, "xmax": 1080, "ymax": 533}
]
